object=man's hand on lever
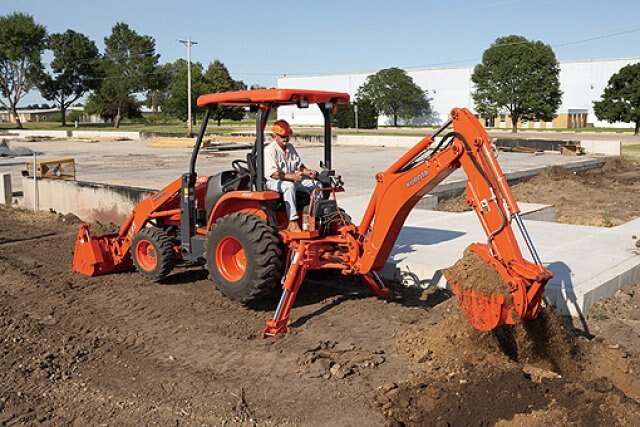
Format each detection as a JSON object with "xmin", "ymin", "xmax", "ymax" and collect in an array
[{"xmin": 300, "ymin": 167, "xmax": 318, "ymax": 180}]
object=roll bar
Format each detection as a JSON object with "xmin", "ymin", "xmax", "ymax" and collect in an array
[{"xmin": 188, "ymin": 102, "xmax": 334, "ymax": 192}]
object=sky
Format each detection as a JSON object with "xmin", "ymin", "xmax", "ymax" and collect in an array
[{"xmin": 3, "ymin": 0, "xmax": 640, "ymax": 106}]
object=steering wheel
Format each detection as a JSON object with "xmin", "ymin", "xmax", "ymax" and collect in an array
[{"xmin": 232, "ymin": 159, "xmax": 250, "ymax": 175}]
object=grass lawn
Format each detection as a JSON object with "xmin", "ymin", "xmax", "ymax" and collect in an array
[
  {"xmin": 622, "ymin": 144, "xmax": 640, "ymax": 161},
  {"xmin": 1, "ymin": 120, "xmax": 636, "ymax": 137}
]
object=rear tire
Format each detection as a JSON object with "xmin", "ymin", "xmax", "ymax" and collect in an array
[
  {"xmin": 130, "ymin": 227, "xmax": 176, "ymax": 280},
  {"xmin": 206, "ymin": 213, "xmax": 283, "ymax": 302}
]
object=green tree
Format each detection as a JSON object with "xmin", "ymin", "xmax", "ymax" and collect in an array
[
  {"xmin": 85, "ymin": 91, "xmax": 142, "ymax": 122},
  {"xmin": 357, "ymin": 67, "xmax": 429, "ymax": 127},
  {"xmin": 0, "ymin": 13, "xmax": 46, "ymax": 128},
  {"xmin": 593, "ymin": 63, "xmax": 640, "ymax": 135},
  {"xmin": 332, "ymin": 99, "xmax": 378, "ymax": 129},
  {"xmin": 90, "ymin": 22, "xmax": 160, "ymax": 127},
  {"xmin": 354, "ymin": 97, "xmax": 378, "ymax": 129},
  {"xmin": 332, "ymin": 103, "xmax": 354, "ymax": 128},
  {"xmin": 39, "ymin": 30, "xmax": 101, "ymax": 126},
  {"xmin": 472, "ymin": 35, "xmax": 562, "ymax": 133},
  {"xmin": 154, "ymin": 59, "xmax": 207, "ymax": 122},
  {"xmin": 203, "ymin": 60, "xmax": 245, "ymax": 125}
]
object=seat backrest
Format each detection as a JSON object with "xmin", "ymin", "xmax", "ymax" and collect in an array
[
  {"xmin": 246, "ymin": 151, "xmax": 257, "ymax": 191},
  {"xmin": 206, "ymin": 171, "xmax": 250, "ymax": 219}
]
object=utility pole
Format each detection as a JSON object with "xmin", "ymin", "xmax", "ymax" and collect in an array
[
  {"xmin": 178, "ymin": 38, "xmax": 198, "ymax": 135},
  {"xmin": 354, "ymin": 104, "xmax": 359, "ymax": 131}
]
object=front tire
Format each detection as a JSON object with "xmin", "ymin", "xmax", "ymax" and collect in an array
[
  {"xmin": 206, "ymin": 213, "xmax": 283, "ymax": 302},
  {"xmin": 130, "ymin": 227, "xmax": 176, "ymax": 280}
]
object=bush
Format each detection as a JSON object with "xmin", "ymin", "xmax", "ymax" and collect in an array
[
  {"xmin": 45, "ymin": 113, "xmax": 63, "ymax": 123},
  {"xmin": 332, "ymin": 99, "xmax": 378, "ymax": 129},
  {"xmin": 44, "ymin": 110, "xmax": 83, "ymax": 124},
  {"xmin": 67, "ymin": 110, "xmax": 83, "ymax": 123},
  {"xmin": 355, "ymin": 98, "xmax": 378, "ymax": 129},
  {"xmin": 332, "ymin": 103, "xmax": 354, "ymax": 128}
]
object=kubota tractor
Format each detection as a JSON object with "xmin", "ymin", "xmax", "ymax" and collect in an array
[{"xmin": 73, "ymin": 89, "xmax": 552, "ymax": 337}]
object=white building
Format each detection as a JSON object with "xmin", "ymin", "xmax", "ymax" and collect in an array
[{"xmin": 277, "ymin": 57, "xmax": 640, "ymax": 129}]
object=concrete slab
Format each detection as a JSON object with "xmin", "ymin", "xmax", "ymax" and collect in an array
[
  {"xmin": 1, "ymin": 173, "xmax": 11, "ymax": 204},
  {"xmin": 0, "ymin": 139, "xmax": 610, "ymax": 196},
  {"xmin": 71, "ymin": 131, "xmax": 142, "ymax": 140},
  {"xmin": 2, "ymin": 130, "xmax": 69, "ymax": 139},
  {"xmin": 336, "ymin": 134, "xmax": 423, "ymax": 148},
  {"xmin": 337, "ymin": 194, "xmax": 640, "ymax": 318},
  {"xmin": 580, "ymin": 140, "xmax": 621, "ymax": 156}
]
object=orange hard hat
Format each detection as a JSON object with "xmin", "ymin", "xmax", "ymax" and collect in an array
[{"xmin": 271, "ymin": 120, "xmax": 293, "ymax": 137}]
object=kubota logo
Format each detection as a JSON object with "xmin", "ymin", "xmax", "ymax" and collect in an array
[{"xmin": 406, "ymin": 170, "xmax": 428, "ymax": 188}]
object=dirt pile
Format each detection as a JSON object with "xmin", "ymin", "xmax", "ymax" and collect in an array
[
  {"xmin": 376, "ymin": 363, "xmax": 638, "ymax": 426},
  {"xmin": 438, "ymin": 159, "xmax": 640, "ymax": 227},
  {"xmin": 383, "ymin": 307, "xmax": 640, "ymax": 425},
  {"xmin": 0, "ymin": 140, "xmax": 35, "ymax": 157},
  {"xmin": 444, "ymin": 248, "xmax": 512, "ymax": 301},
  {"xmin": 398, "ymin": 307, "xmax": 578, "ymax": 376}
]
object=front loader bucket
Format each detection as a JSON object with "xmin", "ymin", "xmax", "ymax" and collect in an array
[
  {"xmin": 444, "ymin": 243, "xmax": 551, "ymax": 331},
  {"xmin": 72, "ymin": 224, "xmax": 133, "ymax": 276}
]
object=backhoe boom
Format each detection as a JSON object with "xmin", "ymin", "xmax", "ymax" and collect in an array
[{"xmin": 354, "ymin": 108, "xmax": 552, "ymax": 329}]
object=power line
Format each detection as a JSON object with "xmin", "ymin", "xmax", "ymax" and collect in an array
[
  {"xmin": 332, "ymin": 25, "xmax": 640, "ymax": 74},
  {"xmin": 554, "ymin": 27, "xmax": 640, "ymax": 48},
  {"xmin": 39, "ymin": 19, "xmax": 640, "ymax": 83}
]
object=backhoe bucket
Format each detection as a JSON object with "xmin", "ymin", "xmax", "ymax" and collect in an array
[
  {"xmin": 445, "ymin": 243, "xmax": 550, "ymax": 331},
  {"xmin": 72, "ymin": 224, "xmax": 133, "ymax": 276}
]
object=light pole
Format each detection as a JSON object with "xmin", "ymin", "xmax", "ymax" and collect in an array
[
  {"xmin": 354, "ymin": 104, "xmax": 359, "ymax": 131},
  {"xmin": 178, "ymin": 38, "xmax": 198, "ymax": 135}
]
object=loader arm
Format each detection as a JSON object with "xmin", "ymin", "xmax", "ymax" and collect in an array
[
  {"xmin": 72, "ymin": 176, "xmax": 189, "ymax": 276},
  {"xmin": 355, "ymin": 108, "xmax": 552, "ymax": 329}
]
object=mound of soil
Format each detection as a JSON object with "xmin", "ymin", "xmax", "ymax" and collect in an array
[
  {"xmin": 57, "ymin": 212, "xmax": 83, "ymax": 225},
  {"xmin": 0, "ymin": 140, "xmax": 34, "ymax": 157},
  {"xmin": 388, "ymin": 306, "xmax": 640, "ymax": 425},
  {"xmin": 445, "ymin": 248, "xmax": 512, "ymax": 300},
  {"xmin": 438, "ymin": 158, "xmax": 640, "ymax": 227},
  {"xmin": 376, "ymin": 363, "xmax": 638, "ymax": 426},
  {"xmin": 399, "ymin": 307, "xmax": 578, "ymax": 376}
]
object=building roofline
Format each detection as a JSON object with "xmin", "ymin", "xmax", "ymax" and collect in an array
[{"xmin": 278, "ymin": 56, "xmax": 640, "ymax": 79}]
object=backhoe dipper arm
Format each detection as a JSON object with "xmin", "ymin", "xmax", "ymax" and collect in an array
[{"xmin": 355, "ymin": 108, "xmax": 551, "ymax": 328}]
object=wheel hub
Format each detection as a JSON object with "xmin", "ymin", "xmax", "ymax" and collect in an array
[
  {"xmin": 216, "ymin": 236, "xmax": 247, "ymax": 282},
  {"xmin": 135, "ymin": 240, "xmax": 158, "ymax": 272}
]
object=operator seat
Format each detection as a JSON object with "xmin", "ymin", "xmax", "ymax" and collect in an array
[{"xmin": 205, "ymin": 171, "xmax": 250, "ymax": 220}]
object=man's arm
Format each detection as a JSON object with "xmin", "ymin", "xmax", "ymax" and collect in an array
[
  {"xmin": 271, "ymin": 170, "xmax": 304, "ymax": 181},
  {"xmin": 298, "ymin": 164, "xmax": 318, "ymax": 179},
  {"xmin": 265, "ymin": 143, "xmax": 303, "ymax": 181}
]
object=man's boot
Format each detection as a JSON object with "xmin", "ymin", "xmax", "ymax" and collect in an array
[{"xmin": 287, "ymin": 220, "xmax": 301, "ymax": 232}]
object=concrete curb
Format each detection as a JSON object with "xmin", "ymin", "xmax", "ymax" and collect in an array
[
  {"xmin": 71, "ymin": 131, "xmax": 141, "ymax": 140},
  {"xmin": 2, "ymin": 130, "xmax": 69, "ymax": 138}
]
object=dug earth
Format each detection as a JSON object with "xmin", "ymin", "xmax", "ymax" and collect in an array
[{"xmin": 1, "ymin": 206, "xmax": 640, "ymax": 425}]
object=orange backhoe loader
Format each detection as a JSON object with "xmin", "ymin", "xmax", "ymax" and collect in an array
[{"xmin": 72, "ymin": 89, "xmax": 552, "ymax": 336}]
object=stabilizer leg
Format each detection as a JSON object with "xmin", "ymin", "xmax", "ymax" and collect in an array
[
  {"xmin": 262, "ymin": 244, "xmax": 308, "ymax": 338},
  {"xmin": 362, "ymin": 271, "xmax": 393, "ymax": 299}
]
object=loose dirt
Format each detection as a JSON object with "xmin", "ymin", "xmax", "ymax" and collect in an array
[
  {"xmin": 445, "ymin": 248, "xmax": 512, "ymax": 300},
  {"xmin": 438, "ymin": 158, "xmax": 640, "ymax": 227},
  {"xmin": 2, "ymin": 206, "xmax": 640, "ymax": 425}
]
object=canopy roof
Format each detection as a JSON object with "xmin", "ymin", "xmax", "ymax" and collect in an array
[{"xmin": 196, "ymin": 89, "xmax": 350, "ymax": 107}]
